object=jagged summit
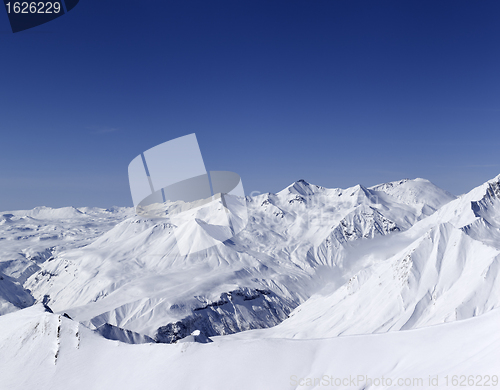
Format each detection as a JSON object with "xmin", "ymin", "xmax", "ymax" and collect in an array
[{"xmin": 281, "ymin": 179, "xmax": 323, "ymax": 197}]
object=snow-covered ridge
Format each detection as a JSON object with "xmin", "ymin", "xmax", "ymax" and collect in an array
[
  {"xmin": 1, "ymin": 175, "xmax": 500, "ymax": 389},
  {"xmin": 5, "ymin": 177, "xmax": 455, "ymax": 341},
  {"xmin": 0, "ymin": 304, "xmax": 498, "ymax": 390},
  {"xmin": 230, "ymin": 174, "xmax": 500, "ymax": 341},
  {"xmin": 2, "ymin": 176, "xmax": 498, "ymax": 347},
  {"xmin": 369, "ymin": 177, "xmax": 456, "ymax": 210}
]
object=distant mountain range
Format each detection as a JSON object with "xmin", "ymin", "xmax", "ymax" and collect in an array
[{"xmin": 1, "ymin": 175, "xmax": 499, "ymax": 389}]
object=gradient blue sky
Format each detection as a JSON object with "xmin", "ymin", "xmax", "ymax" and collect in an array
[{"xmin": 1, "ymin": 0, "xmax": 499, "ymax": 210}]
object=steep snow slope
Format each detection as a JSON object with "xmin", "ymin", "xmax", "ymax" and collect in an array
[
  {"xmin": 231, "ymin": 175, "xmax": 500, "ymax": 340},
  {"xmin": 0, "ymin": 270, "xmax": 34, "ymax": 315},
  {"xmin": 0, "ymin": 304, "xmax": 498, "ymax": 390},
  {"xmin": 24, "ymin": 179, "xmax": 455, "ymax": 340}
]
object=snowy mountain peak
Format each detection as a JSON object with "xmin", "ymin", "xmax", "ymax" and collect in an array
[
  {"xmin": 282, "ymin": 179, "xmax": 323, "ymax": 197},
  {"xmin": 370, "ymin": 178, "xmax": 456, "ymax": 210},
  {"xmin": 486, "ymin": 176, "xmax": 500, "ymax": 197},
  {"xmin": 489, "ymin": 173, "xmax": 500, "ymax": 183},
  {"xmin": 349, "ymin": 183, "xmax": 371, "ymax": 197},
  {"xmin": 370, "ymin": 178, "xmax": 410, "ymax": 191}
]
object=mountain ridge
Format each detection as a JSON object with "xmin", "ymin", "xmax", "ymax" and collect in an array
[{"xmin": 18, "ymin": 176, "xmax": 462, "ymax": 340}]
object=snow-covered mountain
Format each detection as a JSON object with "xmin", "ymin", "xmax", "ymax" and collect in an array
[
  {"xmin": 20, "ymin": 178, "xmax": 456, "ymax": 341},
  {"xmin": 225, "ymin": 175, "xmax": 500, "ymax": 340},
  {"xmin": 0, "ymin": 207, "xmax": 131, "ymax": 315},
  {"xmin": 2, "ymin": 175, "xmax": 500, "ymax": 389}
]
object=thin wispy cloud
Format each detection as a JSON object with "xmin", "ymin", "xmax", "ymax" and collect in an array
[
  {"xmin": 87, "ymin": 126, "xmax": 120, "ymax": 134},
  {"xmin": 434, "ymin": 107, "xmax": 500, "ymax": 112},
  {"xmin": 465, "ymin": 164, "xmax": 499, "ymax": 168}
]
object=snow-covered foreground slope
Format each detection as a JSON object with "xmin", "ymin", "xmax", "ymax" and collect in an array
[
  {"xmin": 22, "ymin": 179, "xmax": 456, "ymax": 340},
  {"xmin": 0, "ymin": 304, "xmax": 498, "ymax": 390}
]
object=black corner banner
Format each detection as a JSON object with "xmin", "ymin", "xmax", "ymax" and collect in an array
[
  {"xmin": 3, "ymin": 0, "xmax": 79, "ymax": 33},
  {"xmin": 63, "ymin": 0, "xmax": 78, "ymax": 12}
]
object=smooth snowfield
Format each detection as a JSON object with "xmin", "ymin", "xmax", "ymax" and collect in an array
[{"xmin": 0, "ymin": 305, "xmax": 498, "ymax": 390}]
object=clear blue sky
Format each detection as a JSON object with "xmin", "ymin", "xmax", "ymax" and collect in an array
[{"xmin": 1, "ymin": 0, "xmax": 499, "ymax": 210}]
